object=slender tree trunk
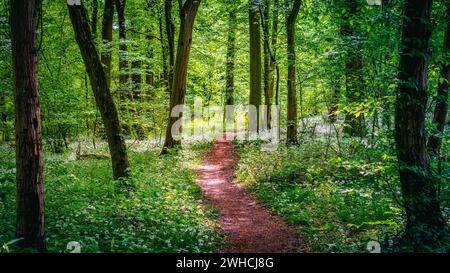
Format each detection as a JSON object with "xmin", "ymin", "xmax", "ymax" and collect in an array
[
  {"xmin": 161, "ymin": 0, "xmax": 201, "ymax": 154},
  {"xmin": 396, "ymin": 0, "xmax": 448, "ymax": 251},
  {"xmin": 262, "ymin": 0, "xmax": 271, "ymax": 127},
  {"xmin": 101, "ymin": 0, "xmax": 114, "ymax": 87},
  {"xmin": 91, "ymin": 0, "xmax": 98, "ymax": 37},
  {"xmin": 146, "ymin": 46, "xmax": 155, "ymax": 89},
  {"xmin": 165, "ymin": 0, "xmax": 176, "ymax": 87},
  {"xmin": 68, "ymin": 3, "xmax": 130, "ymax": 180},
  {"xmin": 428, "ymin": 0, "xmax": 450, "ymax": 155},
  {"xmin": 271, "ymin": 0, "xmax": 279, "ymax": 95},
  {"xmin": 341, "ymin": 0, "xmax": 365, "ymax": 137},
  {"xmin": 131, "ymin": 60, "xmax": 142, "ymax": 98},
  {"xmin": 10, "ymin": 0, "xmax": 46, "ymax": 251},
  {"xmin": 286, "ymin": 0, "xmax": 301, "ymax": 145},
  {"xmin": 0, "ymin": 91, "xmax": 7, "ymax": 141},
  {"xmin": 115, "ymin": 0, "xmax": 130, "ymax": 95},
  {"xmin": 328, "ymin": 79, "xmax": 340, "ymax": 123},
  {"xmin": 224, "ymin": 9, "xmax": 237, "ymax": 127},
  {"xmin": 249, "ymin": 0, "xmax": 262, "ymax": 133},
  {"xmin": 159, "ymin": 13, "xmax": 170, "ymax": 92}
]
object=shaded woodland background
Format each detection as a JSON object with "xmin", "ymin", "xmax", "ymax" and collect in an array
[{"xmin": 0, "ymin": 0, "xmax": 448, "ymax": 253}]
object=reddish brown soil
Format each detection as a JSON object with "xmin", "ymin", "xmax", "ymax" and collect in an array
[{"xmin": 196, "ymin": 133, "xmax": 298, "ymax": 253}]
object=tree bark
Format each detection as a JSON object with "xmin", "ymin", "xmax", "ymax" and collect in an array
[
  {"xmin": 68, "ymin": 2, "xmax": 130, "ymax": 180},
  {"xmin": 396, "ymin": 0, "xmax": 448, "ymax": 251},
  {"xmin": 428, "ymin": 0, "xmax": 450, "ymax": 155},
  {"xmin": 262, "ymin": 0, "xmax": 271, "ymax": 127},
  {"xmin": 340, "ymin": 0, "xmax": 365, "ymax": 137},
  {"xmin": 131, "ymin": 60, "xmax": 142, "ymax": 98},
  {"xmin": 224, "ymin": 9, "xmax": 237, "ymax": 127},
  {"xmin": 165, "ymin": 0, "xmax": 176, "ymax": 88},
  {"xmin": 91, "ymin": 0, "xmax": 98, "ymax": 37},
  {"xmin": 249, "ymin": 0, "xmax": 262, "ymax": 133},
  {"xmin": 101, "ymin": 0, "xmax": 114, "ymax": 87},
  {"xmin": 161, "ymin": 0, "xmax": 201, "ymax": 154},
  {"xmin": 286, "ymin": 0, "xmax": 301, "ymax": 144},
  {"xmin": 10, "ymin": 0, "xmax": 46, "ymax": 251},
  {"xmin": 115, "ymin": 0, "xmax": 130, "ymax": 95},
  {"xmin": 159, "ymin": 13, "xmax": 170, "ymax": 92}
]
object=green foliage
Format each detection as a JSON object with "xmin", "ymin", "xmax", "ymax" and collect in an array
[
  {"xmin": 0, "ymin": 143, "xmax": 223, "ymax": 253},
  {"xmin": 235, "ymin": 136, "xmax": 449, "ymax": 253}
]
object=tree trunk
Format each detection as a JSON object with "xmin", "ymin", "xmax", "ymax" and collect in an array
[
  {"xmin": 159, "ymin": 13, "xmax": 170, "ymax": 92},
  {"xmin": 428, "ymin": 0, "xmax": 450, "ymax": 155},
  {"xmin": 10, "ymin": 0, "xmax": 46, "ymax": 251},
  {"xmin": 262, "ymin": 0, "xmax": 271, "ymax": 127},
  {"xmin": 286, "ymin": 0, "xmax": 301, "ymax": 145},
  {"xmin": 224, "ymin": 9, "xmax": 237, "ymax": 127},
  {"xmin": 91, "ymin": 0, "xmax": 98, "ymax": 37},
  {"xmin": 101, "ymin": 0, "xmax": 114, "ymax": 87},
  {"xmin": 341, "ymin": 0, "xmax": 365, "ymax": 137},
  {"xmin": 115, "ymin": 0, "xmax": 130, "ymax": 95},
  {"xmin": 161, "ymin": 0, "xmax": 201, "ymax": 154},
  {"xmin": 68, "ymin": 3, "xmax": 130, "ymax": 180},
  {"xmin": 396, "ymin": 0, "xmax": 448, "ymax": 251},
  {"xmin": 131, "ymin": 60, "xmax": 142, "ymax": 98},
  {"xmin": 0, "ymin": 90, "xmax": 8, "ymax": 141},
  {"xmin": 249, "ymin": 0, "xmax": 262, "ymax": 133},
  {"xmin": 165, "ymin": 0, "xmax": 176, "ymax": 88}
]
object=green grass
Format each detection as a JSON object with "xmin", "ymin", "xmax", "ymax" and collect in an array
[
  {"xmin": 234, "ymin": 138, "xmax": 449, "ymax": 253},
  {"xmin": 0, "ymin": 142, "xmax": 224, "ymax": 253}
]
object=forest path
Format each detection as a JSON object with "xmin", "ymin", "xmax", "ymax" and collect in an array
[{"xmin": 196, "ymin": 133, "xmax": 299, "ymax": 253}]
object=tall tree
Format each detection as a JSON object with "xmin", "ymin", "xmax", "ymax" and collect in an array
[
  {"xmin": 396, "ymin": 0, "xmax": 448, "ymax": 251},
  {"xmin": 262, "ymin": 0, "xmax": 271, "ymax": 126},
  {"xmin": 428, "ymin": 0, "xmax": 450, "ymax": 155},
  {"xmin": 91, "ymin": 0, "xmax": 98, "ymax": 37},
  {"xmin": 224, "ymin": 7, "xmax": 237, "ymax": 127},
  {"xmin": 340, "ymin": 0, "xmax": 366, "ymax": 137},
  {"xmin": 165, "ymin": 0, "xmax": 176, "ymax": 87},
  {"xmin": 10, "ymin": 0, "xmax": 45, "ymax": 251},
  {"xmin": 115, "ymin": 0, "xmax": 130, "ymax": 95},
  {"xmin": 101, "ymin": 0, "xmax": 114, "ymax": 87},
  {"xmin": 68, "ymin": 2, "xmax": 130, "ymax": 180},
  {"xmin": 249, "ymin": 0, "xmax": 262, "ymax": 132},
  {"xmin": 159, "ymin": 12, "xmax": 170, "ymax": 92},
  {"xmin": 161, "ymin": 0, "xmax": 201, "ymax": 154},
  {"xmin": 285, "ymin": 0, "xmax": 301, "ymax": 144}
]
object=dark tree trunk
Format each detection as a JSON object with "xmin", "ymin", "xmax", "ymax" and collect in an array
[
  {"xmin": 101, "ymin": 0, "xmax": 114, "ymax": 87},
  {"xmin": 328, "ymin": 79, "xmax": 340, "ymax": 123},
  {"xmin": 428, "ymin": 0, "xmax": 450, "ymax": 155},
  {"xmin": 91, "ymin": 0, "xmax": 98, "ymax": 37},
  {"xmin": 115, "ymin": 0, "xmax": 130, "ymax": 94},
  {"xmin": 396, "ymin": 0, "xmax": 448, "ymax": 251},
  {"xmin": 0, "ymin": 90, "xmax": 7, "ymax": 141},
  {"xmin": 10, "ymin": 0, "xmax": 46, "ymax": 252},
  {"xmin": 224, "ymin": 9, "xmax": 237, "ymax": 127},
  {"xmin": 68, "ymin": 3, "xmax": 130, "ymax": 180},
  {"xmin": 161, "ymin": 0, "xmax": 201, "ymax": 154},
  {"xmin": 165, "ymin": 0, "xmax": 176, "ymax": 87},
  {"xmin": 131, "ymin": 60, "xmax": 142, "ymax": 99},
  {"xmin": 262, "ymin": 0, "xmax": 271, "ymax": 127},
  {"xmin": 145, "ymin": 46, "xmax": 155, "ymax": 89},
  {"xmin": 159, "ymin": 13, "xmax": 170, "ymax": 92},
  {"xmin": 286, "ymin": 0, "xmax": 301, "ymax": 145},
  {"xmin": 340, "ymin": 0, "xmax": 365, "ymax": 137},
  {"xmin": 249, "ymin": 0, "xmax": 262, "ymax": 133}
]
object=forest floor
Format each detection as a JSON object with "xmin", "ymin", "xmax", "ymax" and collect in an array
[{"xmin": 196, "ymin": 133, "xmax": 299, "ymax": 253}]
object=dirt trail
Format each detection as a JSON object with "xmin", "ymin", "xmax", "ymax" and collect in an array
[{"xmin": 196, "ymin": 133, "xmax": 298, "ymax": 253}]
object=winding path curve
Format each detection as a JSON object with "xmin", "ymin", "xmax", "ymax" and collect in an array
[{"xmin": 196, "ymin": 133, "xmax": 298, "ymax": 253}]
